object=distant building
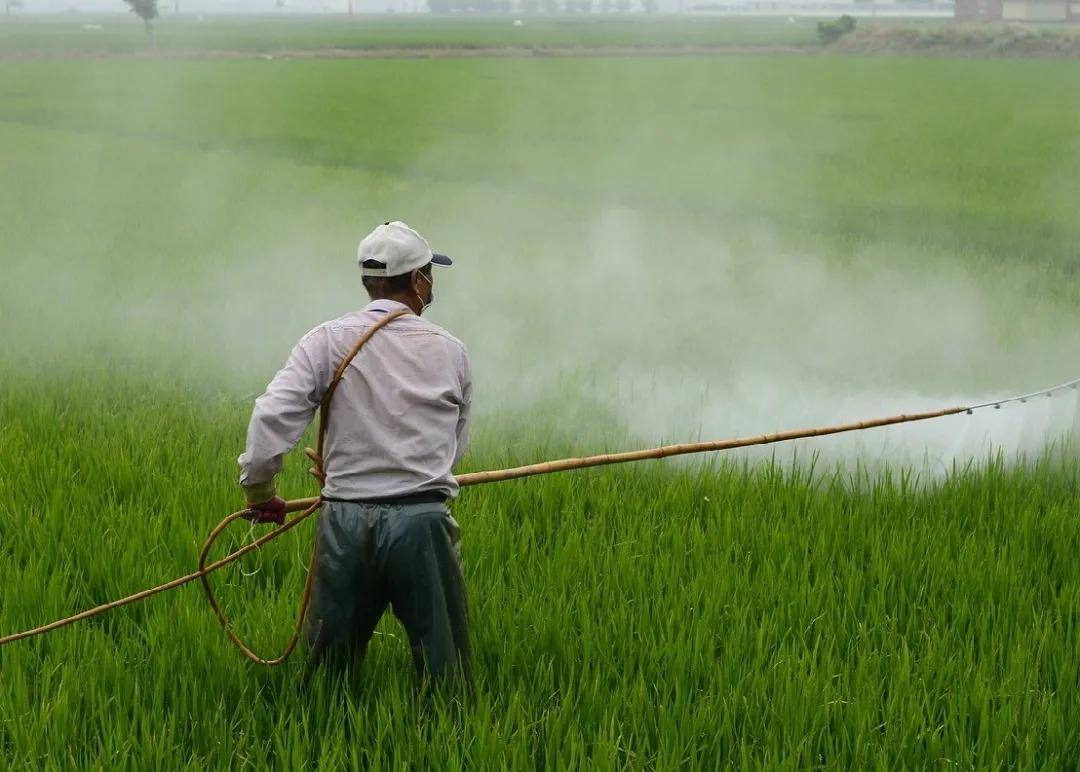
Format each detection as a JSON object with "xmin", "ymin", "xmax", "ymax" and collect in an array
[
  {"xmin": 956, "ymin": 0, "xmax": 1078, "ymax": 19},
  {"xmin": 1001, "ymin": 0, "xmax": 1077, "ymax": 19}
]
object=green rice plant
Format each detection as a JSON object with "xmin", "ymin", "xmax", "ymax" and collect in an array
[{"xmin": 1, "ymin": 368, "xmax": 1078, "ymax": 767}]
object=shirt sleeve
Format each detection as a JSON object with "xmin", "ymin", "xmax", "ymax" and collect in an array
[
  {"xmin": 237, "ymin": 327, "xmax": 331, "ymax": 488},
  {"xmin": 453, "ymin": 346, "xmax": 472, "ymax": 467}
]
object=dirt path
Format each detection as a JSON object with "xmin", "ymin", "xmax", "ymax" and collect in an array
[{"xmin": 2, "ymin": 29, "xmax": 1078, "ymax": 61}]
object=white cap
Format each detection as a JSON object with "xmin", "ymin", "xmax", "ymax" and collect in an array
[{"xmin": 357, "ymin": 221, "xmax": 452, "ymax": 277}]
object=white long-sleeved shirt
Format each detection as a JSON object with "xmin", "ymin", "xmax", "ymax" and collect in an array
[{"xmin": 238, "ymin": 299, "xmax": 471, "ymax": 500}]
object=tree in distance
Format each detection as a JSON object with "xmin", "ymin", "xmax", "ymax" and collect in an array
[
  {"xmin": 817, "ymin": 14, "xmax": 857, "ymax": 44},
  {"xmin": 124, "ymin": 0, "xmax": 160, "ymax": 44}
]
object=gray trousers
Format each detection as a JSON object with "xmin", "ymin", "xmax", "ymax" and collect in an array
[{"xmin": 304, "ymin": 500, "xmax": 471, "ymax": 685}]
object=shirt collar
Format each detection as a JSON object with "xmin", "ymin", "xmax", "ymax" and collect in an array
[{"xmin": 363, "ymin": 299, "xmax": 414, "ymax": 316}]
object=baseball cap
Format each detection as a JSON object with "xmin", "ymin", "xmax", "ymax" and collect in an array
[{"xmin": 357, "ymin": 221, "xmax": 453, "ymax": 277}]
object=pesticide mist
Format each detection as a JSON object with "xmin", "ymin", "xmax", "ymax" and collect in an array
[{"xmin": 1, "ymin": 56, "xmax": 1077, "ymax": 477}]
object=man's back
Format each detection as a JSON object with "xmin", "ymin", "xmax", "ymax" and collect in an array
[{"xmin": 238, "ymin": 298, "xmax": 471, "ymax": 502}]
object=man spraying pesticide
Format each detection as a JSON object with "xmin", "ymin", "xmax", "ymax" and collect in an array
[
  {"xmin": 2, "ymin": 229, "xmax": 1075, "ymax": 673},
  {"xmin": 238, "ymin": 221, "xmax": 472, "ymax": 687}
]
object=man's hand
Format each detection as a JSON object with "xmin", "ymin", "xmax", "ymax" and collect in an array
[
  {"xmin": 241, "ymin": 480, "xmax": 286, "ymax": 525},
  {"xmin": 242, "ymin": 496, "xmax": 287, "ymax": 526}
]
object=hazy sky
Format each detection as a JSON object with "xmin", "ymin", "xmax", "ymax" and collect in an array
[
  {"xmin": 7, "ymin": 0, "xmax": 883, "ymax": 14},
  {"xmin": 20, "ymin": 0, "xmax": 397, "ymax": 12}
]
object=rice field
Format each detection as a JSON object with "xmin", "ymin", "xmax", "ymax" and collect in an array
[
  {"xmin": 1, "ymin": 21, "xmax": 1079, "ymax": 768},
  {"xmin": 0, "ymin": 15, "xmax": 818, "ymax": 55}
]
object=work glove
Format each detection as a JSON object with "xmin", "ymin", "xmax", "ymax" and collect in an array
[
  {"xmin": 243, "ymin": 496, "xmax": 287, "ymax": 526},
  {"xmin": 241, "ymin": 481, "xmax": 287, "ymax": 526}
]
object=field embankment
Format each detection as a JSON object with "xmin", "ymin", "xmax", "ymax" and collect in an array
[{"xmin": 835, "ymin": 22, "xmax": 1080, "ymax": 57}]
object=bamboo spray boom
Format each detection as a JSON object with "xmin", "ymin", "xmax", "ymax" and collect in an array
[
  {"xmin": 2, "ymin": 357, "xmax": 1077, "ymax": 655},
  {"xmin": 282, "ymin": 405, "xmax": 970, "ymax": 513}
]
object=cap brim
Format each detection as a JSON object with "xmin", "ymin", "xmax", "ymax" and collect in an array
[{"xmin": 432, "ymin": 253, "xmax": 453, "ymax": 267}]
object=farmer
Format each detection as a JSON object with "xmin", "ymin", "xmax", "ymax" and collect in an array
[{"xmin": 236, "ymin": 221, "xmax": 472, "ymax": 687}]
